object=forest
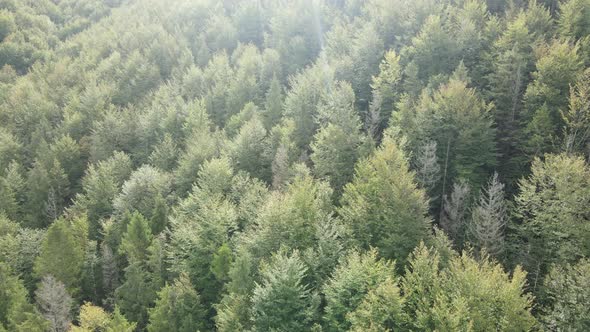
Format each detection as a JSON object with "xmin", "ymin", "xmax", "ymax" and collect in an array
[{"xmin": 0, "ymin": 0, "xmax": 589, "ymax": 331}]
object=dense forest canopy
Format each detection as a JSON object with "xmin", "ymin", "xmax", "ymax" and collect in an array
[{"xmin": 0, "ymin": 0, "xmax": 589, "ymax": 331}]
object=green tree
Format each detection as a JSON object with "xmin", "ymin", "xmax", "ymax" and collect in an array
[
  {"xmin": 563, "ymin": 67, "xmax": 590, "ymax": 156},
  {"xmin": 0, "ymin": 263, "xmax": 48, "ymax": 332},
  {"xmin": 514, "ymin": 154, "xmax": 590, "ymax": 293},
  {"xmin": 251, "ymin": 250, "xmax": 318, "ymax": 332},
  {"xmin": 113, "ymin": 165, "xmax": 173, "ymax": 219},
  {"xmin": 72, "ymin": 152, "xmax": 132, "ymax": 239},
  {"xmin": 339, "ymin": 136, "xmax": 432, "ymax": 265},
  {"xmin": 347, "ymin": 277, "xmax": 407, "ymax": 332},
  {"xmin": 370, "ymin": 50, "xmax": 402, "ymax": 132},
  {"xmin": 34, "ymin": 219, "xmax": 85, "ymax": 294},
  {"xmin": 119, "ymin": 212, "xmax": 153, "ymax": 264},
  {"xmin": 323, "ymin": 249, "xmax": 395, "ymax": 332},
  {"xmin": 263, "ymin": 75, "xmax": 283, "ymax": 129},
  {"xmin": 542, "ymin": 259, "xmax": 590, "ymax": 330},
  {"xmin": 114, "ymin": 263, "xmax": 156, "ymax": 329},
  {"xmin": 558, "ymin": 0, "xmax": 590, "ymax": 39},
  {"xmin": 524, "ymin": 40, "xmax": 583, "ymax": 155},
  {"xmin": 147, "ymin": 273, "xmax": 206, "ymax": 332}
]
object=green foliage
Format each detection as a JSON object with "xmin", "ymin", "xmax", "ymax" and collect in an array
[
  {"xmin": 542, "ymin": 259, "xmax": 590, "ymax": 330},
  {"xmin": 34, "ymin": 218, "xmax": 85, "ymax": 294},
  {"xmin": 339, "ymin": 136, "xmax": 432, "ymax": 265},
  {"xmin": 0, "ymin": 263, "xmax": 48, "ymax": 332},
  {"xmin": 71, "ymin": 302, "xmax": 135, "ymax": 332},
  {"xmin": 119, "ymin": 212, "xmax": 153, "ymax": 264},
  {"xmin": 147, "ymin": 273, "xmax": 206, "ymax": 332},
  {"xmin": 323, "ymin": 249, "xmax": 395, "ymax": 331},
  {"xmin": 114, "ymin": 263, "xmax": 156, "ymax": 329},
  {"xmin": 251, "ymin": 250, "xmax": 318, "ymax": 332},
  {"xmin": 0, "ymin": 0, "xmax": 587, "ymax": 330},
  {"xmin": 514, "ymin": 154, "xmax": 590, "ymax": 293}
]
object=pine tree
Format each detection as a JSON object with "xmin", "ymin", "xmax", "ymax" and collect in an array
[
  {"xmin": 469, "ymin": 173, "xmax": 507, "ymax": 258},
  {"xmin": 251, "ymin": 250, "xmax": 317, "ymax": 332},
  {"xmin": 114, "ymin": 263, "xmax": 156, "ymax": 329},
  {"xmin": 563, "ymin": 68, "xmax": 590, "ymax": 157},
  {"xmin": 34, "ymin": 219, "xmax": 84, "ymax": 294},
  {"xmin": 147, "ymin": 273, "xmax": 206, "ymax": 332},
  {"xmin": 35, "ymin": 276, "xmax": 72, "ymax": 332},
  {"xmin": 440, "ymin": 180, "xmax": 471, "ymax": 248},
  {"xmin": 347, "ymin": 278, "xmax": 407, "ymax": 332},
  {"xmin": 0, "ymin": 263, "xmax": 48, "ymax": 332},
  {"xmin": 263, "ymin": 75, "xmax": 283, "ymax": 130},
  {"xmin": 119, "ymin": 212, "xmax": 153, "ymax": 264},
  {"xmin": 370, "ymin": 50, "xmax": 402, "ymax": 131},
  {"xmin": 515, "ymin": 154, "xmax": 590, "ymax": 292},
  {"xmin": 339, "ymin": 136, "xmax": 432, "ymax": 265},
  {"xmin": 542, "ymin": 259, "xmax": 590, "ymax": 330},
  {"xmin": 415, "ymin": 140, "xmax": 441, "ymax": 201}
]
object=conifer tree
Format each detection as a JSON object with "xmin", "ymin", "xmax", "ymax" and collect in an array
[
  {"xmin": 251, "ymin": 250, "xmax": 317, "ymax": 332},
  {"xmin": 34, "ymin": 219, "xmax": 85, "ymax": 294},
  {"xmin": 35, "ymin": 276, "xmax": 72, "ymax": 332},
  {"xmin": 469, "ymin": 173, "xmax": 507, "ymax": 258},
  {"xmin": 339, "ymin": 136, "xmax": 432, "ymax": 264},
  {"xmin": 147, "ymin": 273, "xmax": 206, "ymax": 332}
]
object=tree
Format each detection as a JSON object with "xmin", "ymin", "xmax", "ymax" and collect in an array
[
  {"xmin": 147, "ymin": 273, "xmax": 206, "ymax": 332},
  {"xmin": 339, "ymin": 136, "xmax": 432, "ymax": 265},
  {"xmin": 515, "ymin": 154, "xmax": 590, "ymax": 293},
  {"xmin": 414, "ymin": 140, "xmax": 441, "ymax": 202},
  {"xmin": 524, "ymin": 40, "xmax": 583, "ymax": 155},
  {"xmin": 323, "ymin": 249, "xmax": 395, "ymax": 332},
  {"xmin": 370, "ymin": 50, "xmax": 402, "ymax": 132},
  {"xmin": 542, "ymin": 259, "xmax": 590, "ymax": 330},
  {"xmin": 35, "ymin": 276, "xmax": 72, "ymax": 332},
  {"xmin": 402, "ymin": 243, "xmax": 536, "ymax": 331},
  {"xmin": 469, "ymin": 173, "xmax": 508, "ymax": 258},
  {"xmin": 0, "ymin": 263, "xmax": 48, "ymax": 332},
  {"xmin": 563, "ymin": 67, "xmax": 590, "ymax": 156},
  {"xmin": 34, "ymin": 218, "xmax": 85, "ymax": 294},
  {"xmin": 251, "ymin": 250, "xmax": 317, "ymax": 332},
  {"xmin": 390, "ymin": 78, "xmax": 497, "ymax": 203},
  {"xmin": 440, "ymin": 180, "xmax": 471, "ymax": 249},
  {"xmin": 486, "ymin": 14, "xmax": 535, "ymax": 190},
  {"xmin": 114, "ymin": 165, "xmax": 173, "ymax": 219},
  {"xmin": 72, "ymin": 152, "xmax": 132, "ymax": 240},
  {"xmin": 119, "ymin": 212, "xmax": 153, "ymax": 263},
  {"xmin": 347, "ymin": 277, "xmax": 407, "ymax": 332},
  {"xmin": 71, "ymin": 302, "xmax": 136, "ymax": 332},
  {"xmin": 263, "ymin": 75, "xmax": 283, "ymax": 129},
  {"xmin": 558, "ymin": 0, "xmax": 590, "ymax": 39},
  {"xmin": 114, "ymin": 263, "xmax": 156, "ymax": 329},
  {"xmin": 227, "ymin": 116, "xmax": 271, "ymax": 182},
  {"xmin": 311, "ymin": 81, "xmax": 370, "ymax": 197}
]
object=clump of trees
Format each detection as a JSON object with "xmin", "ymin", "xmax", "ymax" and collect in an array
[{"xmin": 1, "ymin": 0, "xmax": 590, "ymax": 331}]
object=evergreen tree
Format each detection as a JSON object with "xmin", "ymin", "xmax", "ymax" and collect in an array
[
  {"xmin": 323, "ymin": 249, "xmax": 395, "ymax": 332},
  {"xmin": 563, "ymin": 67, "xmax": 590, "ymax": 156},
  {"xmin": 34, "ymin": 219, "xmax": 85, "ymax": 294},
  {"xmin": 35, "ymin": 276, "xmax": 72, "ymax": 332},
  {"xmin": 469, "ymin": 172, "xmax": 508, "ymax": 258},
  {"xmin": 119, "ymin": 212, "xmax": 153, "ymax": 264},
  {"xmin": 251, "ymin": 250, "xmax": 317, "ymax": 332},
  {"xmin": 339, "ymin": 136, "xmax": 432, "ymax": 265},
  {"xmin": 440, "ymin": 180, "xmax": 471, "ymax": 249},
  {"xmin": 370, "ymin": 50, "xmax": 402, "ymax": 132},
  {"xmin": 147, "ymin": 273, "xmax": 206, "ymax": 332},
  {"xmin": 515, "ymin": 154, "xmax": 590, "ymax": 293},
  {"xmin": 114, "ymin": 263, "xmax": 156, "ymax": 329},
  {"xmin": 0, "ymin": 263, "xmax": 47, "ymax": 332},
  {"xmin": 542, "ymin": 259, "xmax": 590, "ymax": 330}
]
